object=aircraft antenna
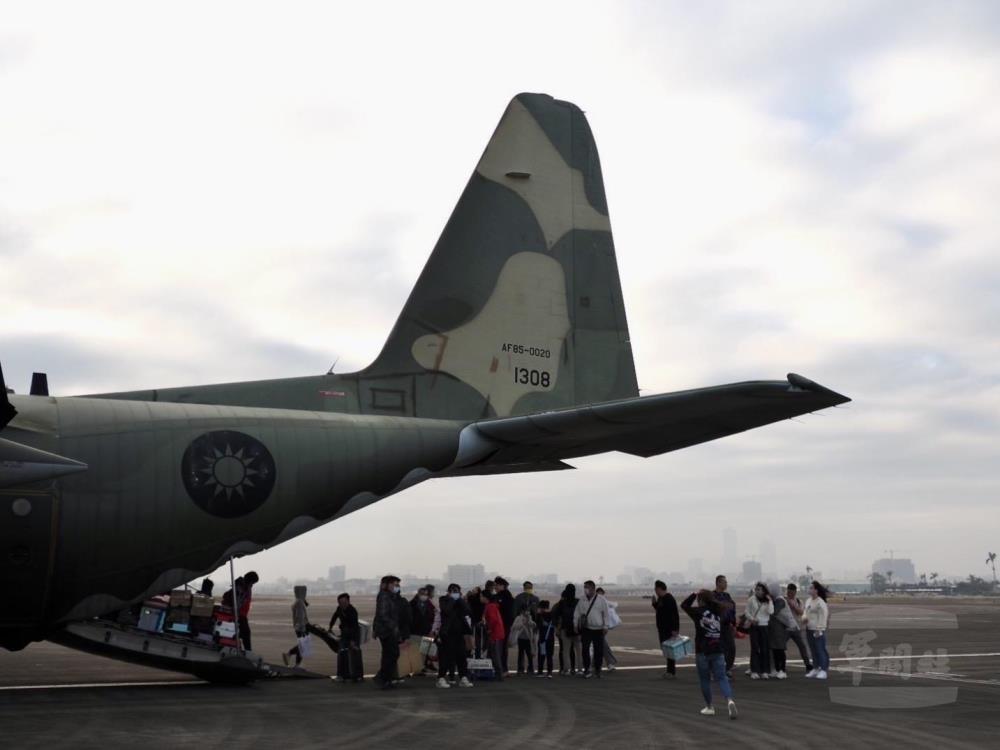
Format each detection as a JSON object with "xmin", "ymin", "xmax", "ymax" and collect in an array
[{"xmin": 327, "ymin": 357, "xmax": 340, "ymax": 375}]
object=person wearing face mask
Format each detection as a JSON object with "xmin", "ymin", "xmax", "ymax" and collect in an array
[
  {"xmin": 409, "ymin": 587, "xmax": 437, "ymax": 675},
  {"xmin": 802, "ymin": 581, "xmax": 830, "ymax": 679},
  {"xmin": 493, "ymin": 577, "xmax": 515, "ymax": 676},
  {"xmin": 714, "ymin": 575, "xmax": 737, "ymax": 678},
  {"xmin": 745, "ymin": 582, "xmax": 775, "ymax": 680},
  {"xmin": 329, "ymin": 593, "xmax": 364, "ymax": 683},
  {"xmin": 436, "ymin": 583, "xmax": 474, "ymax": 688},
  {"xmin": 573, "ymin": 580, "xmax": 610, "ymax": 679},
  {"xmin": 373, "ymin": 575, "xmax": 403, "ymax": 690}
]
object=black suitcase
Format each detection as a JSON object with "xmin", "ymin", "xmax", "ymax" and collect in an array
[{"xmin": 337, "ymin": 646, "xmax": 364, "ymax": 681}]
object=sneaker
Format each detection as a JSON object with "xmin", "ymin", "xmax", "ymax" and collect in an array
[
  {"xmin": 459, "ymin": 677, "xmax": 473, "ymax": 688},
  {"xmin": 761, "ymin": 673, "xmax": 770, "ymax": 680},
  {"xmin": 768, "ymin": 671, "xmax": 778, "ymax": 678},
  {"xmin": 745, "ymin": 668, "xmax": 752, "ymax": 676},
  {"xmin": 583, "ymin": 672, "xmax": 593, "ymax": 679},
  {"xmin": 546, "ymin": 673, "xmax": 553, "ymax": 679},
  {"xmin": 436, "ymin": 678, "xmax": 451, "ymax": 689},
  {"xmin": 750, "ymin": 673, "xmax": 760, "ymax": 680},
  {"xmin": 700, "ymin": 706, "xmax": 716, "ymax": 716},
  {"xmin": 805, "ymin": 669, "xmax": 818, "ymax": 678},
  {"xmin": 281, "ymin": 653, "xmax": 290, "ymax": 667},
  {"xmin": 727, "ymin": 699, "xmax": 738, "ymax": 720},
  {"xmin": 815, "ymin": 670, "xmax": 828, "ymax": 680},
  {"xmin": 661, "ymin": 671, "xmax": 676, "ymax": 679},
  {"xmin": 607, "ymin": 665, "xmax": 616, "ymax": 672},
  {"xmin": 776, "ymin": 671, "xmax": 787, "ymax": 680},
  {"xmin": 559, "ymin": 670, "xmax": 568, "ymax": 676}
]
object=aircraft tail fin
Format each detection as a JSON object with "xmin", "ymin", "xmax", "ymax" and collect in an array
[{"xmin": 360, "ymin": 93, "xmax": 638, "ymax": 420}]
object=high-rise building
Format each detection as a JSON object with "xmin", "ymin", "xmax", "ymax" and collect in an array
[
  {"xmin": 723, "ymin": 528, "xmax": 738, "ymax": 575},
  {"xmin": 741, "ymin": 560, "xmax": 762, "ymax": 584},
  {"xmin": 327, "ymin": 565, "xmax": 346, "ymax": 584},
  {"xmin": 760, "ymin": 540, "xmax": 777, "ymax": 579},
  {"xmin": 446, "ymin": 564, "xmax": 486, "ymax": 590},
  {"xmin": 871, "ymin": 558, "xmax": 916, "ymax": 584}
]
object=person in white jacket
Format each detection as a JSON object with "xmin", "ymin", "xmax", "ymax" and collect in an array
[
  {"xmin": 573, "ymin": 580, "xmax": 610, "ymax": 679},
  {"xmin": 745, "ymin": 583, "xmax": 775, "ymax": 679},
  {"xmin": 802, "ymin": 581, "xmax": 830, "ymax": 679}
]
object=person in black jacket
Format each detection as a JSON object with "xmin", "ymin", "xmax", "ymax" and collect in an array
[
  {"xmin": 552, "ymin": 583, "xmax": 581, "ymax": 675},
  {"xmin": 653, "ymin": 580, "xmax": 680, "ymax": 678},
  {"xmin": 435, "ymin": 583, "xmax": 474, "ymax": 689},
  {"xmin": 373, "ymin": 575, "xmax": 401, "ymax": 689},
  {"xmin": 681, "ymin": 590, "xmax": 738, "ymax": 720},
  {"xmin": 329, "ymin": 593, "xmax": 364, "ymax": 682},
  {"xmin": 493, "ymin": 577, "xmax": 515, "ymax": 676}
]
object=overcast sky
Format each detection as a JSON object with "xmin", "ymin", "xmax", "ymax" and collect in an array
[{"xmin": 3, "ymin": 2, "xmax": 998, "ymax": 586}]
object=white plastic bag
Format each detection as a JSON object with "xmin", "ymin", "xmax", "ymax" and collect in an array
[
  {"xmin": 607, "ymin": 603, "xmax": 622, "ymax": 630},
  {"xmin": 297, "ymin": 634, "xmax": 313, "ymax": 659}
]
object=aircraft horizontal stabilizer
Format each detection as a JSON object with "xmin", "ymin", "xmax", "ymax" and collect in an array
[
  {"xmin": 0, "ymin": 437, "xmax": 88, "ymax": 488},
  {"xmin": 453, "ymin": 374, "xmax": 849, "ymax": 467}
]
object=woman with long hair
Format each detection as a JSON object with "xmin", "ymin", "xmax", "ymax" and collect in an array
[
  {"xmin": 803, "ymin": 581, "xmax": 830, "ymax": 679},
  {"xmin": 681, "ymin": 589, "xmax": 738, "ymax": 719},
  {"xmin": 745, "ymin": 582, "xmax": 774, "ymax": 679}
]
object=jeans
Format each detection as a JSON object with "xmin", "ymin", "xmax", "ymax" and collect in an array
[
  {"xmin": 581, "ymin": 629, "xmax": 605, "ymax": 674},
  {"xmin": 559, "ymin": 633, "xmax": 581, "ymax": 672},
  {"xmin": 603, "ymin": 639, "xmax": 618, "ymax": 668},
  {"xmin": 696, "ymin": 652, "xmax": 733, "ymax": 705},
  {"xmin": 749, "ymin": 624, "xmax": 771, "ymax": 674},
  {"xmin": 378, "ymin": 636, "xmax": 400, "ymax": 684},
  {"xmin": 489, "ymin": 639, "xmax": 505, "ymax": 681},
  {"xmin": 785, "ymin": 629, "xmax": 813, "ymax": 669},
  {"xmin": 807, "ymin": 630, "xmax": 829, "ymax": 671},
  {"xmin": 517, "ymin": 639, "xmax": 535, "ymax": 673}
]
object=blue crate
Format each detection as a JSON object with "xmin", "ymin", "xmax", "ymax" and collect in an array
[{"xmin": 661, "ymin": 635, "xmax": 694, "ymax": 660}]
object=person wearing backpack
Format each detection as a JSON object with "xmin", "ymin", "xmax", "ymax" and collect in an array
[
  {"xmin": 552, "ymin": 584, "xmax": 581, "ymax": 675},
  {"xmin": 574, "ymin": 580, "xmax": 610, "ymax": 679},
  {"xmin": 535, "ymin": 600, "xmax": 556, "ymax": 678}
]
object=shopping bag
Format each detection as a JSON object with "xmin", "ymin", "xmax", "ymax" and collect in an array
[{"xmin": 297, "ymin": 634, "xmax": 313, "ymax": 659}]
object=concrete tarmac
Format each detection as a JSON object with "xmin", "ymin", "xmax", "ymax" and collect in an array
[{"xmin": 2, "ymin": 595, "xmax": 998, "ymax": 748}]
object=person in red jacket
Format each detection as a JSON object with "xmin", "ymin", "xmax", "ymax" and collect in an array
[{"xmin": 482, "ymin": 590, "xmax": 506, "ymax": 681}]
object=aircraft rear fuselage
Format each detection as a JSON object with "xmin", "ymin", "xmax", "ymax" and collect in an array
[{"xmin": 0, "ymin": 392, "xmax": 463, "ymax": 648}]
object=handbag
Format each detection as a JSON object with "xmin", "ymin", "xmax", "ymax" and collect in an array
[
  {"xmin": 297, "ymin": 634, "xmax": 313, "ymax": 659},
  {"xmin": 577, "ymin": 596, "xmax": 598, "ymax": 633}
]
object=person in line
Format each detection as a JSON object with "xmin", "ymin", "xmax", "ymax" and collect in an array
[
  {"xmin": 509, "ymin": 605, "xmax": 539, "ymax": 676},
  {"xmin": 466, "ymin": 585, "xmax": 486, "ymax": 658},
  {"xmin": 714, "ymin": 575, "xmax": 737, "ymax": 678},
  {"xmin": 222, "ymin": 571, "xmax": 258, "ymax": 652},
  {"xmin": 410, "ymin": 587, "xmax": 437, "ymax": 675},
  {"xmin": 493, "ymin": 577, "xmax": 516, "ymax": 676},
  {"xmin": 781, "ymin": 583, "xmax": 813, "ymax": 673},
  {"xmin": 653, "ymin": 580, "xmax": 680, "ymax": 679},
  {"xmin": 281, "ymin": 585, "xmax": 310, "ymax": 668},
  {"xmin": 394, "ymin": 582, "xmax": 415, "ymax": 681},
  {"xmin": 768, "ymin": 594, "xmax": 790, "ymax": 679},
  {"xmin": 596, "ymin": 587, "xmax": 619, "ymax": 672},
  {"xmin": 552, "ymin": 583, "xmax": 581, "ymax": 675},
  {"xmin": 329, "ymin": 593, "xmax": 364, "ymax": 683},
  {"xmin": 482, "ymin": 590, "xmax": 506, "ymax": 681},
  {"xmin": 803, "ymin": 581, "xmax": 830, "ymax": 679},
  {"xmin": 574, "ymin": 580, "xmax": 610, "ymax": 679},
  {"xmin": 436, "ymin": 583, "xmax": 474, "ymax": 689},
  {"xmin": 681, "ymin": 590, "xmax": 738, "ymax": 719},
  {"xmin": 514, "ymin": 581, "xmax": 540, "ymax": 616},
  {"xmin": 373, "ymin": 575, "xmax": 402, "ymax": 689},
  {"xmin": 745, "ymin": 582, "xmax": 774, "ymax": 679},
  {"xmin": 535, "ymin": 600, "xmax": 556, "ymax": 678}
]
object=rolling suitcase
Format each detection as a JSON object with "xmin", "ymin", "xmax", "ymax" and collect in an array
[{"xmin": 337, "ymin": 645, "xmax": 364, "ymax": 681}]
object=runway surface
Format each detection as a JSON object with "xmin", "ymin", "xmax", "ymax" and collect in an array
[{"xmin": 2, "ymin": 595, "xmax": 998, "ymax": 748}]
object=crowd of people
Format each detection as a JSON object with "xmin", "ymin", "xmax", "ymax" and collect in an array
[{"xmin": 266, "ymin": 572, "xmax": 833, "ymax": 719}]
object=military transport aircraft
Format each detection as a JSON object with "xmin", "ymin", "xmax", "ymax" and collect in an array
[{"xmin": 0, "ymin": 93, "xmax": 848, "ymax": 667}]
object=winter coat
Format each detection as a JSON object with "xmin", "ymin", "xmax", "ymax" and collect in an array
[
  {"xmin": 745, "ymin": 595, "xmax": 775, "ymax": 626},
  {"xmin": 507, "ymin": 611, "xmax": 539, "ymax": 649},
  {"xmin": 329, "ymin": 604, "xmax": 360, "ymax": 643},
  {"xmin": 514, "ymin": 592, "xmax": 540, "ymax": 616},
  {"xmin": 438, "ymin": 595, "xmax": 472, "ymax": 640},
  {"xmin": 291, "ymin": 592, "xmax": 309, "ymax": 636},
  {"xmin": 552, "ymin": 592, "xmax": 580, "ymax": 636},
  {"xmin": 681, "ymin": 593, "xmax": 724, "ymax": 654},
  {"xmin": 495, "ymin": 589, "xmax": 516, "ymax": 630},
  {"xmin": 373, "ymin": 590, "xmax": 400, "ymax": 641},
  {"xmin": 410, "ymin": 597, "xmax": 436, "ymax": 637},
  {"xmin": 803, "ymin": 596, "xmax": 829, "ymax": 631},
  {"xmin": 653, "ymin": 593, "xmax": 680, "ymax": 642},
  {"xmin": 483, "ymin": 601, "xmax": 506, "ymax": 642},
  {"xmin": 768, "ymin": 598, "xmax": 789, "ymax": 650},
  {"xmin": 573, "ymin": 593, "xmax": 610, "ymax": 631}
]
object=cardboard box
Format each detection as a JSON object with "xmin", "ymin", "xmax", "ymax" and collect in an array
[
  {"xmin": 190, "ymin": 594, "xmax": 215, "ymax": 617},
  {"xmin": 169, "ymin": 589, "xmax": 193, "ymax": 607}
]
